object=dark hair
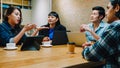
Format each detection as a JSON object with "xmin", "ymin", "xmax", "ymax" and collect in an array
[
  {"xmin": 110, "ymin": 0, "xmax": 120, "ymax": 19},
  {"xmin": 3, "ymin": 6, "xmax": 22, "ymax": 28},
  {"xmin": 92, "ymin": 6, "xmax": 105, "ymax": 20},
  {"xmin": 47, "ymin": 11, "xmax": 61, "ymax": 26}
]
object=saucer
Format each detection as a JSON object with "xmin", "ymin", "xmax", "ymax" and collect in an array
[
  {"xmin": 41, "ymin": 45, "xmax": 52, "ymax": 48},
  {"xmin": 3, "ymin": 47, "xmax": 18, "ymax": 50}
]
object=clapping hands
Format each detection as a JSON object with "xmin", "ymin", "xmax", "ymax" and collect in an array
[{"xmin": 80, "ymin": 24, "xmax": 91, "ymax": 32}]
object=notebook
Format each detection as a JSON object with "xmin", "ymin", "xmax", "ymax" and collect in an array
[
  {"xmin": 52, "ymin": 31, "xmax": 68, "ymax": 45},
  {"xmin": 67, "ymin": 32, "xmax": 87, "ymax": 46},
  {"xmin": 20, "ymin": 35, "xmax": 44, "ymax": 51}
]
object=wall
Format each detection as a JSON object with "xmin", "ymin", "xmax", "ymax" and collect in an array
[
  {"xmin": 52, "ymin": 0, "xmax": 109, "ymax": 32},
  {"xmin": 32, "ymin": 0, "xmax": 52, "ymax": 26},
  {"xmin": 0, "ymin": 0, "xmax": 32, "ymax": 24},
  {"xmin": 21, "ymin": 9, "xmax": 32, "ymax": 25}
]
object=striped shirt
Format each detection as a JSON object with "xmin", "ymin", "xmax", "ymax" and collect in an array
[{"xmin": 82, "ymin": 20, "xmax": 120, "ymax": 68}]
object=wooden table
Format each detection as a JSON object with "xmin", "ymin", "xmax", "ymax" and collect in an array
[{"xmin": 0, "ymin": 45, "xmax": 104, "ymax": 68}]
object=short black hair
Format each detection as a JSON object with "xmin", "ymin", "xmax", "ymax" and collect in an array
[
  {"xmin": 92, "ymin": 6, "xmax": 105, "ymax": 20},
  {"xmin": 110, "ymin": 0, "xmax": 120, "ymax": 19}
]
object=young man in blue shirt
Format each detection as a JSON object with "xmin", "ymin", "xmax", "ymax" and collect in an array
[{"xmin": 80, "ymin": 6, "xmax": 108, "ymax": 46}]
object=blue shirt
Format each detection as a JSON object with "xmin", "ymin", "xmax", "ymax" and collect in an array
[
  {"xmin": 82, "ymin": 20, "xmax": 120, "ymax": 68},
  {"xmin": 49, "ymin": 29, "xmax": 54, "ymax": 40},
  {"xmin": 85, "ymin": 21, "xmax": 108, "ymax": 42},
  {"xmin": 0, "ymin": 21, "xmax": 26, "ymax": 46}
]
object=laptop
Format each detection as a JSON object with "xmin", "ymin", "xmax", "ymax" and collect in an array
[
  {"xmin": 21, "ymin": 35, "xmax": 44, "ymax": 51},
  {"xmin": 52, "ymin": 31, "xmax": 68, "ymax": 45},
  {"xmin": 67, "ymin": 32, "xmax": 87, "ymax": 46}
]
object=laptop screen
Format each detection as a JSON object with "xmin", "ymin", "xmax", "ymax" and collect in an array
[
  {"xmin": 52, "ymin": 31, "xmax": 68, "ymax": 45},
  {"xmin": 67, "ymin": 32, "xmax": 86, "ymax": 46}
]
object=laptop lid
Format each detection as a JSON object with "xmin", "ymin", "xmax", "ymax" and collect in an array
[
  {"xmin": 21, "ymin": 35, "xmax": 44, "ymax": 51},
  {"xmin": 52, "ymin": 31, "xmax": 68, "ymax": 45},
  {"xmin": 67, "ymin": 32, "xmax": 86, "ymax": 46}
]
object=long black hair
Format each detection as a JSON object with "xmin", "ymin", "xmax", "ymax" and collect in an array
[
  {"xmin": 110, "ymin": 0, "xmax": 120, "ymax": 19},
  {"xmin": 3, "ymin": 6, "xmax": 22, "ymax": 29},
  {"xmin": 46, "ymin": 11, "xmax": 61, "ymax": 27}
]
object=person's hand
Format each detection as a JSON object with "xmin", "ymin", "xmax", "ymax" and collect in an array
[
  {"xmin": 36, "ymin": 26, "xmax": 49, "ymax": 31},
  {"xmin": 80, "ymin": 24, "xmax": 86, "ymax": 32},
  {"xmin": 24, "ymin": 24, "xmax": 36, "ymax": 31},
  {"xmin": 23, "ymin": 24, "xmax": 36, "ymax": 31},
  {"xmin": 42, "ymin": 37, "xmax": 50, "ymax": 42},
  {"xmin": 80, "ymin": 24, "xmax": 91, "ymax": 32},
  {"xmin": 82, "ymin": 42, "xmax": 92, "ymax": 49}
]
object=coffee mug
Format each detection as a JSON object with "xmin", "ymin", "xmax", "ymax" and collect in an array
[
  {"xmin": 6, "ymin": 43, "xmax": 16, "ymax": 48},
  {"xmin": 42, "ymin": 41, "xmax": 52, "ymax": 46}
]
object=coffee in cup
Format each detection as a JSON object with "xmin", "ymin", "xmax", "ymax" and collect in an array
[{"xmin": 67, "ymin": 42, "xmax": 75, "ymax": 54}]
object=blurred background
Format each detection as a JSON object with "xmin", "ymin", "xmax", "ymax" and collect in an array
[{"xmin": 0, "ymin": 0, "xmax": 109, "ymax": 32}]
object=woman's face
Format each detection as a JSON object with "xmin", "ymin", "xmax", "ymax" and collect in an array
[
  {"xmin": 106, "ymin": 2, "xmax": 116, "ymax": 23},
  {"xmin": 48, "ymin": 15, "xmax": 58, "ymax": 25},
  {"xmin": 8, "ymin": 9, "xmax": 21, "ymax": 25}
]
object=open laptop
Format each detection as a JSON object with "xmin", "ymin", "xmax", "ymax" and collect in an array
[
  {"xmin": 21, "ymin": 35, "xmax": 44, "ymax": 51},
  {"xmin": 52, "ymin": 31, "xmax": 68, "ymax": 45},
  {"xmin": 67, "ymin": 32, "xmax": 87, "ymax": 46}
]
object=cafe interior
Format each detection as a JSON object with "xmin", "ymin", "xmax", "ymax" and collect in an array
[{"xmin": 0, "ymin": 0, "xmax": 109, "ymax": 68}]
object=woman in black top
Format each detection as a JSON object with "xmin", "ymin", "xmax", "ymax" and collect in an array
[{"xmin": 39, "ymin": 11, "xmax": 66, "ymax": 41}]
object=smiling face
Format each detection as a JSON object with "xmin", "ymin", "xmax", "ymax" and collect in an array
[
  {"xmin": 90, "ymin": 10, "xmax": 102, "ymax": 23},
  {"xmin": 48, "ymin": 15, "xmax": 58, "ymax": 25},
  {"xmin": 106, "ymin": 2, "xmax": 117, "ymax": 23},
  {"xmin": 8, "ymin": 9, "xmax": 21, "ymax": 26}
]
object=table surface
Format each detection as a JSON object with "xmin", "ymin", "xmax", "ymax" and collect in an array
[{"xmin": 0, "ymin": 45, "xmax": 104, "ymax": 68}]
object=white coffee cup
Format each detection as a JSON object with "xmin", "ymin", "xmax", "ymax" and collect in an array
[
  {"xmin": 6, "ymin": 43, "xmax": 16, "ymax": 48},
  {"xmin": 42, "ymin": 41, "xmax": 52, "ymax": 46}
]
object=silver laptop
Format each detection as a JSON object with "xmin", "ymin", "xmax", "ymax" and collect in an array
[{"xmin": 67, "ymin": 32, "xmax": 86, "ymax": 46}]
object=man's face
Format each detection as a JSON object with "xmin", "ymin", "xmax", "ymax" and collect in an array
[
  {"xmin": 90, "ymin": 10, "xmax": 102, "ymax": 23},
  {"xmin": 106, "ymin": 2, "xmax": 116, "ymax": 23}
]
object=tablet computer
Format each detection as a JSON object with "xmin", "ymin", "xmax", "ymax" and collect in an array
[{"xmin": 21, "ymin": 35, "xmax": 44, "ymax": 51}]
